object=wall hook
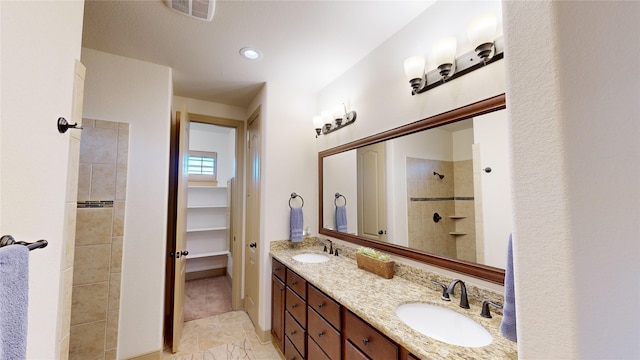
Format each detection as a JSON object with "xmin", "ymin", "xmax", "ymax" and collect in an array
[
  {"xmin": 483, "ymin": 167, "xmax": 492, "ymax": 173},
  {"xmin": 57, "ymin": 117, "xmax": 83, "ymax": 134}
]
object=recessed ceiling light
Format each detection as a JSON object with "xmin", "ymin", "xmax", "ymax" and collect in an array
[{"xmin": 239, "ymin": 47, "xmax": 262, "ymax": 60}]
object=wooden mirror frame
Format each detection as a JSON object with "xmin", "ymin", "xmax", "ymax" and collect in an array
[{"xmin": 318, "ymin": 94, "xmax": 506, "ymax": 284}]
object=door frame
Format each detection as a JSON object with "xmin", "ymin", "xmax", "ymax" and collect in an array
[{"xmin": 164, "ymin": 112, "xmax": 246, "ymax": 347}]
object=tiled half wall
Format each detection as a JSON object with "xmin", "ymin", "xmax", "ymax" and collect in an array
[{"xmin": 70, "ymin": 119, "xmax": 128, "ymax": 360}]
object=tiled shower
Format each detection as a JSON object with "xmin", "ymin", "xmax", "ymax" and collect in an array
[
  {"xmin": 406, "ymin": 157, "xmax": 477, "ymax": 262},
  {"xmin": 69, "ymin": 119, "xmax": 128, "ymax": 359}
]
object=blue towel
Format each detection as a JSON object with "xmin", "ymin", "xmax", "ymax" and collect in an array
[
  {"xmin": 500, "ymin": 234, "xmax": 517, "ymax": 342},
  {"xmin": 335, "ymin": 206, "xmax": 348, "ymax": 233},
  {"xmin": 0, "ymin": 245, "xmax": 29, "ymax": 359},
  {"xmin": 289, "ymin": 207, "xmax": 304, "ymax": 242}
]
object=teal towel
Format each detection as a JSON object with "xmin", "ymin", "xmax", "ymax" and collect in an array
[{"xmin": 0, "ymin": 245, "xmax": 29, "ymax": 359}]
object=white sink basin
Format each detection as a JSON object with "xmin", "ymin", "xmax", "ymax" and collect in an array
[
  {"xmin": 396, "ymin": 303, "xmax": 493, "ymax": 347},
  {"xmin": 292, "ymin": 253, "xmax": 330, "ymax": 263}
]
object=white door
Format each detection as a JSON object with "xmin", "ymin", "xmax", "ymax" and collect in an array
[
  {"xmin": 171, "ymin": 106, "xmax": 190, "ymax": 352},
  {"xmin": 244, "ymin": 111, "xmax": 261, "ymax": 326},
  {"xmin": 357, "ymin": 142, "xmax": 388, "ymax": 241}
]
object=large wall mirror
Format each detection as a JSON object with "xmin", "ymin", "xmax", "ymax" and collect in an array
[{"xmin": 319, "ymin": 94, "xmax": 510, "ymax": 284}]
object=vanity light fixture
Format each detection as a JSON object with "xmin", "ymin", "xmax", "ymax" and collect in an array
[
  {"xmin": 403, "ymin": 13, "xmax": 503, "ymax": 96},
  {"xmin": 312, "ymin": 103, "xmax": 357, "ymax": 137}
]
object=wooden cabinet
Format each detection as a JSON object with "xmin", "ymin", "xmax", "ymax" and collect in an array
[
  {"xmin": 271, "ymin": 268, "xmax": 286, "ymax": 352},
  {"xmin": 272, "ymin": 257, "xmax": 413, "ymax": 360},
  {"xmin": 344, "ymin": 310, "xmax": 399, "ymax": 360}
]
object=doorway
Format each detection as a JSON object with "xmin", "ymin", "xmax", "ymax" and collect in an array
[{"xmin": 164, "ymin": 112, "xmax": 245, "ymax": 351}]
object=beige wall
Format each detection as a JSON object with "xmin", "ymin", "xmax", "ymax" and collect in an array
[
  {"xmin": 504, "ymin": 1, "xmax": 639, "ymax": 358},
  {"xmin": 82, "ymin": 48, "xmax": 173, "ymax": 359},
  {"xmin": 0, "ymin": 1, "xmax": 84, "ymax": 358}
]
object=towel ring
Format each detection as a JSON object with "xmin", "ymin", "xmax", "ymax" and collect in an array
[
  {"xmin": 289, "ymin": 192, "xmax": 304, "ymax": 209},
  {"xmin": 334, "ymin": 193, "xmax": 347, "ymax": 207}
]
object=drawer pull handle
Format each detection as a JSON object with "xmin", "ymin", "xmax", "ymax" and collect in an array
[
  {"xmin": 291, "ymin": 281, "xmax": 298, "ymax": 285},
  {"xmin": 275, "ymin": 267, "xmax": 281, "ymax": 271},
  {"xmin": 317, "ymin": 303, "xmax": 324, "ymax": 308},
  {"xmin": 317, "ymin": 331, "xmax": 324, "ymax": 337},
  {"xmin": 291, "ymin": 303, "xmax": 297, "ymax": 308},
  {"xmin": 362, "ymin": 338, "xmax": 370, "ymax": 346},
  {"xmin": 290, "ymin": 330, "xmax": 296, "ymax": 335}
]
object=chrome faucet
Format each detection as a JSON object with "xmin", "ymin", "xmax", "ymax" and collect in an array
[{"xmin": 446, "ymin": 279, "xmax": 470, "ymax": 309}]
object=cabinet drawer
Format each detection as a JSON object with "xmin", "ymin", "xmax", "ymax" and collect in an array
[
  {"xmin": 285, "ymin": 335, "xmax": 305, "ymax": 360},
  {"xmin": 272, "ymin": 258, "xmax": 286, "ymax": 282},
  {"xmin": 308, "ymin": 285, "xmax": 341, "ymax": 330},
  {"xmin": 307, "ymin": 336, "xmax": 331, "ymax": 360},
  {"xmin": 307, "ymin": 308, "xmax": 340, "ymax": 360},
  {"xmin": 286, "ymin": 268, "xmax": 307, "ymax": 299},
  {"xmin": 286, "ymin": 287, "xmax": 307, "ymax": 326},
  {"xmin": 345, "ymin": 339, "xmax": 370, "ymax": 360},
  {"xmin": 344, "ymin": 310, "xmax": 398, "ymax": 360},
  {"xmin": 285, "ymin": 311, "xmax": 306, "ymax": 356}
]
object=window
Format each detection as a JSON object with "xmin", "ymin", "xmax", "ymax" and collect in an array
[{"xmin": 188, "ymin": 150, "xmax": 217, "ymax": 183}]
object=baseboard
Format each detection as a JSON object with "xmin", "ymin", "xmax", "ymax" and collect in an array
[
  {"xmin": 126, "ymin": 349, "xmax": 162, "ymax": 360},
  {"xmin": 185, "ymin": 268, "xmax": 226, "ymax": 281},
  {"xmin": 255, "ymin": 322, "xmax": 271, "ymax": 344}
]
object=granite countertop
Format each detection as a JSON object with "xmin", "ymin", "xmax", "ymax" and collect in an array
[{"xmin": 270, "ymin": 243, "xmax": 518, "ymax": 360}]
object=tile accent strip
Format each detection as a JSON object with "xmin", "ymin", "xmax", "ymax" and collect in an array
[{"xmin": 77, "ymin": 200, "xmax": 114, "ymax": 208}]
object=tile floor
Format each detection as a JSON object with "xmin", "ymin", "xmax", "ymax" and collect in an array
[{"xmin": 162, "ymin": 311, "xmax": 282, "ymax": 360}]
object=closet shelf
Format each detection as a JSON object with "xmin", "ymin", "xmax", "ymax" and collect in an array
[
  {"xmin": 187, "ymin": 250, "xmax": 230, "ymax": 259},
  {"xmin": 187, "ymin": 205, "xmax": 227, "ymax": 209},
  {"xmin": 187, "ymin": 227, "xmax": 228, "ymax": 232},
  {"xmin": 188, "ymin": 185, "xmax": 227, "ymax": 189}
]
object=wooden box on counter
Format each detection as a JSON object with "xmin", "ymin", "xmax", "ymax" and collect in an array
[{"xmin": 356, "ymin": 253, "xmax": 395, "ymax": 279}]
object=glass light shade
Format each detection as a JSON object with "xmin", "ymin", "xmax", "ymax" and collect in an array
[
  {"xmin": 432, "ymin": 37, "xmax": 457, "ymax": 67},
  {"xmin": 332, "ymin": 104, "xmax": 345, "ymax": 119},
  {"xmin": 467, "ymin": 13, "xmax": 497, "ymax": 47},
  {"xmin": 404, "ymin": 56, "xmax": 426, "ymax": 80},
  {"xmin": 312, "ymin": 115, "xmax": 323, "ymax": 129},
  {"xmin": 321, "ymin": 110, "xmax": 333, "ymax": 125}
]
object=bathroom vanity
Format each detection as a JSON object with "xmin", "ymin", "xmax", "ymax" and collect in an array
[{"xmin": 270, "ymin": 240, "xmax": 517, "ymax": 359}]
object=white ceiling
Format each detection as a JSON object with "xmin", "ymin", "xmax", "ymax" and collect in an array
[{"xmin": 82, "ymin": 0, "xmax": 436, "ymax": 108}]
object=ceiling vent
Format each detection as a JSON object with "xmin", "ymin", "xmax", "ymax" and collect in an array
[{"xmin": 164, "ymin": 0, "xmax": 215, "ymax": 22}]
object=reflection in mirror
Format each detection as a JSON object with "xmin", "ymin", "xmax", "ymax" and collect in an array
[{"xmin": 319, "ymin": 95, "xmax": 509, "ymax": 283}]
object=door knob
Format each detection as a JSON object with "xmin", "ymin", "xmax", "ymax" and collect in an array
[
  {"xmin": 181, "ymin": 250, "xmax": 189, "ymax": 257},
  {"xmin": 378, "ymin": 230, "xmax": 384, "ymax": 235},
  {"xmin": 249, "ymin": 242, "xmax": 257, "ymax": 248}
]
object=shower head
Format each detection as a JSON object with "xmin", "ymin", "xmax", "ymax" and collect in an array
[{"xmin": 433, "ymin": 171, "xmax": 445, "ymax": 180}]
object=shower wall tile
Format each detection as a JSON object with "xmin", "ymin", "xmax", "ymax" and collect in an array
[
  {"xmin": 77, "ymin": 163, "xmax": 91, "ymax": 201},
  {"xmin": 79, "ymin": 126, "xmax": 118, "ymax": 164},
  {"xmin": 69, "ymin": 321, "xmax": 106, "ymax": 360},
  {"xmin": 66, "ymin": 137, "xmax": 81, "ymax": 203},
  {"xmin": 106, "ymin": 310, "xmax": 119, "ymax": 350},
  {"xmin": 60, "ymin": 267, "xmax": 74, "ymax": 338},
  {"xmin": 82, "ymin": 118, "xmax": 95, "ymax": 128},
  {"xmin": 71, "ymin": 282, "xmax": 108, "ymax": 325},
  {"xmin": 115, "ymin": 165, "xmax": 127, "ymax": 200},
  {"xmin": 108, "ymin": 272, "xmax": 121, "ymax": 311},
  {"xmin": 95, "ymin": 119, "xmax": 119, "ymax": 129},
  {"xmin": 117, "ymin": 125, "xmax": 129, "ymax": 165},
  {"xmin": 75, "ymin": 208, "xmax": 113, "ymax": 246},
  {"xmin": 90, "ymin": 164, "xmax": 116, "ymax": 200},
  {"xmin": 59, "ymin": 334, "xmax": 70, "ymax": 360},
  {"xmin": 73, "ymin": 244, "xmax": 111, "ymax": 285},
  {"xmin": 111, "ymin": 237, "xmax": 123, "ymax": 273},
  {"xmin": 113, "ymin": 201, "xmax": 125, "ymax": 237},
  {"xmin": 454, "ymin": 160, "xmax": 474, "ymax": 197},
  {"xmin": 64, "ymin": 203, "xmax": 77, "ymax": 269},
  {"xmin": 105, "ymin": 350, "xmax": 116, "ymax": 360}
]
